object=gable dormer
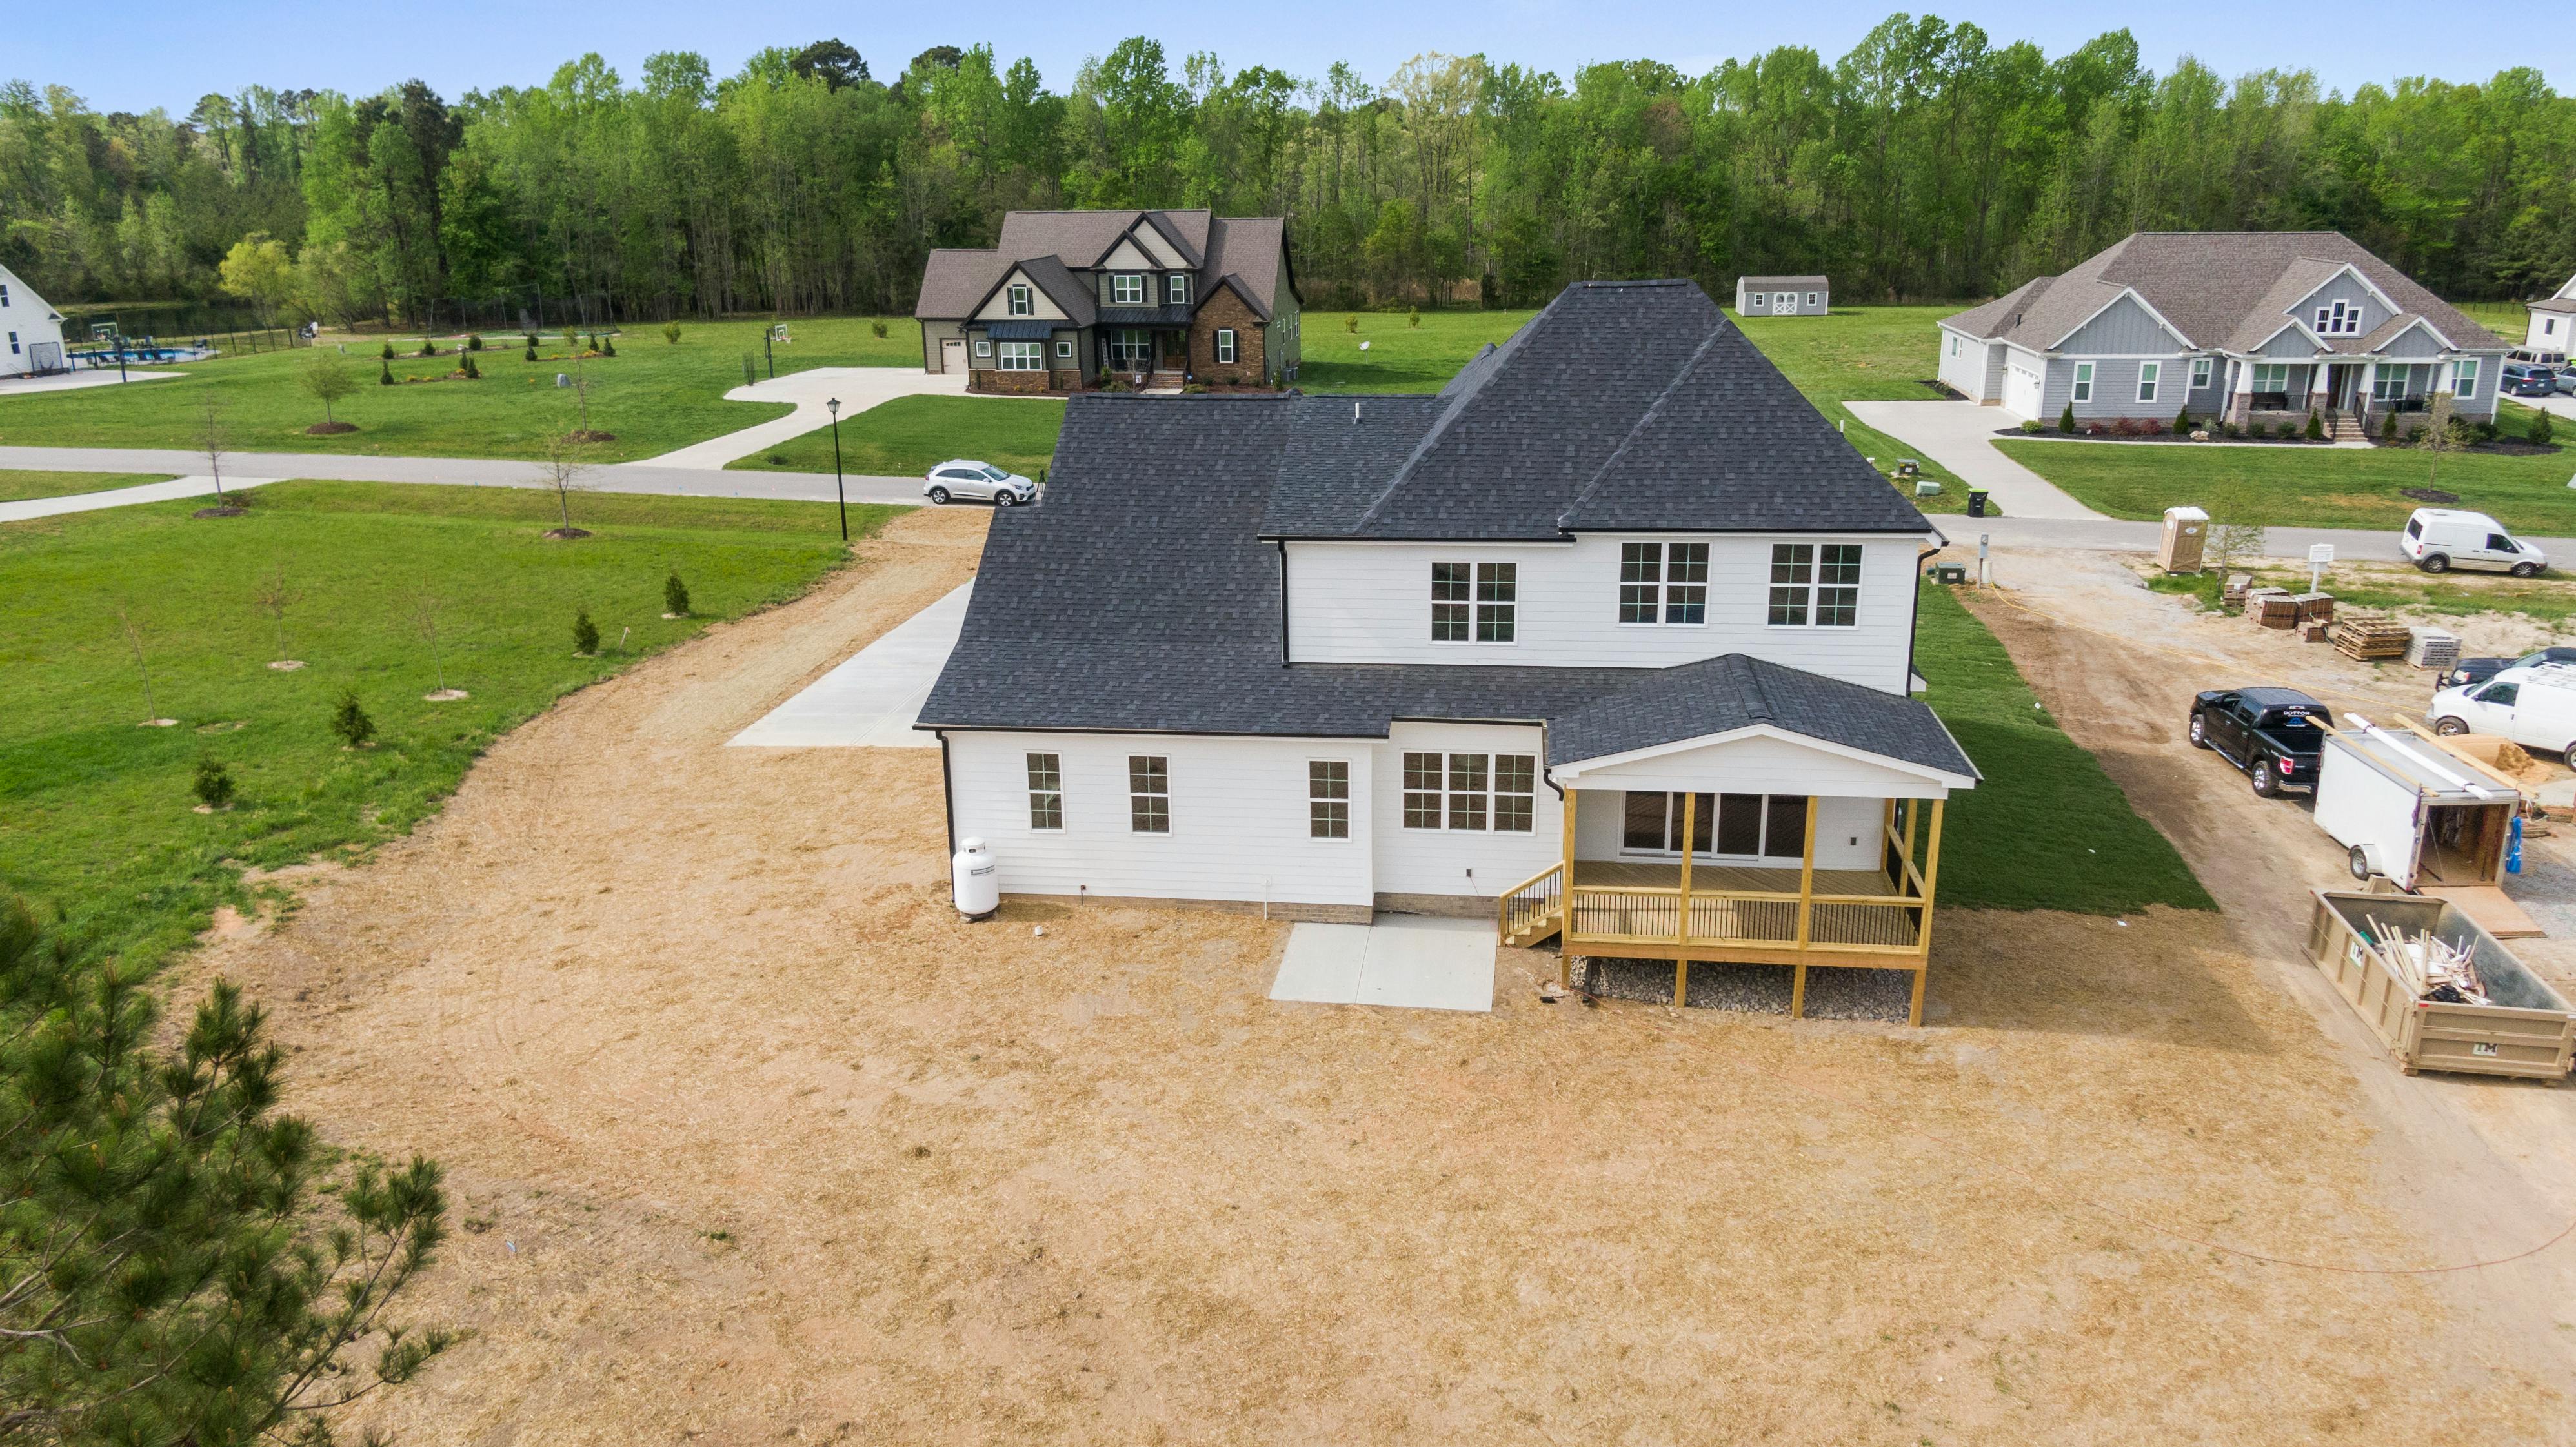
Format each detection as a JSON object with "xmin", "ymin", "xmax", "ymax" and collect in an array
[
  {"xmin": 2288, "ymin": 264, "xmax": 2399, "ymax": 342},
  {"xmin": 973, "ymin": 265, "xmax": 1072, "ymax": 322}
]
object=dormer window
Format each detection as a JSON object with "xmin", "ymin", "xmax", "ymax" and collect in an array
[
  {"xmin": 1111, "ymin": 274, "xmax": 1145, "ymax": 305},
  {"xmin": 1007, "ymin": 283, "xmax": 1032, "ymax": 316},
  {"xmin": 1167, "ymin": 273, "xmax": 1190, "ymax": 307},
  {"xmin": 2314, "ymin": 299, "xmax": 2362, "ymax": 336}
]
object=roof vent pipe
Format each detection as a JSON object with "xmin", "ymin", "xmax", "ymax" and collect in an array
[{"xmin": 1353, "ymin": 400, "xmax": 1361, "ymax": 425}]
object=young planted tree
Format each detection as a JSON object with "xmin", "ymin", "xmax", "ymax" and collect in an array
[
  {"xmin": 2201, "ymin": 476, "xmax": 2268, "ymax": 581},
  {"xmin": 2533, "ymin": 410, "xmax": 2555, "ymax": 447},
  {"xmin": 2421, "ymin": 391, "xmax": 2462, "ymax": 492},
  {"xmin": 192, "ymin": 756, "xmax": 236, "ymax": 809},
  {"xmin": 416, "ymin": 590, "xmax": 465, "ymax": 700},
  {"xmin": 0, "ymin": 897, "xmax": 452, "ymax": 1442},
  {"xmin": 195, "ymin": 392, "xmax": 241, "ymax": 515},
  {"xmin": 380, "ymin": 340, "xmax": 397, "ymax": 361},
  {"xmin": 870, "ymin": 320, "xmax": 888, "ymax": 339},
  {"xmin": 254, "ymin": 563, "xmax": 303, "ymax": 669},
  {"xmin": 572, "ymin": 605, "xmax": 601, "ymax": 656},
  {"xmin": 299, "ymin": 349, "xmax": 359, "ymax": 433},
  {"xmin": 663, "ymin": 571, "xmax": 692, "ymax": 618},
  {"xmin": 535, "ymin": 430, "xmax": 596, "ymax": 538},
  {"xmin": 523, "ymin": 335, "xmax": 538, "ymax": 362},
  {"xmin": 116, "ymin": 605, "xmax": 174, "ymax": 726},
  {"xmin": 380, "ymin": 357, "xmax": 396, "ymax": 386},
  {"xmin": 2058, "ymin": 402, "xmax": 2077, "ymax": 434},
  {"xmin": 661, "ymin": 320, "xmax": 682, "ymax": 345},
  {"xmin": 330, "ymin": 690, "xmax": 375, "ymax": 747}
]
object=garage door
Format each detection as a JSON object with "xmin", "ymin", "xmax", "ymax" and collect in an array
[{"xmin": 2006, "ymin": 362, "xmax": 2042, "ymax": 420}]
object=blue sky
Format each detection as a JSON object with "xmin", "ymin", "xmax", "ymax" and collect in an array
[{"xmin": 18, "ymin": 1, "xmax": 2568, "ymax": 112}]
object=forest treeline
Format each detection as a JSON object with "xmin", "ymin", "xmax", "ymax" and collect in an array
[{"xmin": 3, "ymin": 16, "xmax": 2571, "ymax": 325}]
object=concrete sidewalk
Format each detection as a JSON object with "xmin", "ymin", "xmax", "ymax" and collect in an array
[
  {"xmin": 0, "ymin": 474, "xmax": 283, "ymax": 523},
  {"xmin": 640, "ymin": 367, "xmax": 969, "ymax": 469},
  {"xmin": 728, "ymin": 583, "xmax": 972, "ymax": 749},
  {"xmin": 0, "ymin": 445, "xmax": 924, "ymax": 510}
]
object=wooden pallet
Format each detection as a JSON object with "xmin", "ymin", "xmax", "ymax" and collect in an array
[{"xmin": 2331, "ymin": 615, "xmax": 2413, "ymax": 660}]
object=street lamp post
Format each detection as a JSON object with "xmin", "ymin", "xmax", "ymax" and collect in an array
[{"xmin": 827, "ymin": 396, "xmax": 847, "ymax": 543}]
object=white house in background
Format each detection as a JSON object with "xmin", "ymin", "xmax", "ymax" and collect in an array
[
  {"xmin": 918, "ymin": 280, "xmax": 1979, "ymax": 1024},
  {"xmin": 2524, "ymin": 272, "xmax": 2575, "ymax": 358},
  {"xmin": 1735, "ymin": 274, "xmax": 1829, "ymax": 316},
  {"xmin": 0, "ymin": 263, "xmax": 70, "ymax": 378},
  {"xmin": 1936, "ymin": 232, "xmax": 2508, "ymax": 437}
]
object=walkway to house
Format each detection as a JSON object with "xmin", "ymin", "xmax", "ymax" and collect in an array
[
  {"xmin": 0, "ymin": 473, "xmax": 283, "ymax": 523},
  {"xmin": 1845, "ymin": 400, "xmax": 2102, "ymax": 520},
  {"xmin": 638, "ymin": 366, "xmax": 970, "ymax": 469},
  {"xmin": 1267, "ymin": 915, "xmax": 1497, "ymax": 1013},
  {"xmin": 726, "ymin": 582, "xmax": 972, "ymax": 749}
]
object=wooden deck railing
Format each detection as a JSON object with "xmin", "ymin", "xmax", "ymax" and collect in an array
[
  {"xmin": 1563, "ymin": 885, "xmax": 1921, "ymax": 955},
  {"xmin": 1497, "ymin": 862, "xmax": 1566, "ymax": 944}
]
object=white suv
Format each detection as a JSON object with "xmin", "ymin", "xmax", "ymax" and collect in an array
[
  {"xmin": 923, "ymin": 460, "xmax": 1036, "ymax": 507},
  {"xmin": 2400, "ymin": 507, "xmax": 2546, "ymax": 576}
]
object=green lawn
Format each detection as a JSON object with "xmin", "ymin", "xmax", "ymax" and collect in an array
[
  {"xmin": 0, "ymin": 317, "xmax": 923, "ymax": 465},
  {"xmin": 1997, "ymin": 404, "xmax": 2575, "ymax": 532},
  {"xmin": 1735, "ymin": 303, "xmax": 1973, "ymax": 513},
  {"xmin": 1913, "ymin": 579, "xmax": 2215, "ymax": 915},
  {"xmin": 0, "ymin": 470, "xmax": 174, "ymax": 503},
  {"xmin": 0, "ymin": 480, "xmax": 885, "ymax": 969},
  {"xmin": 729, "ymin": 394, "xmax": 1066, "ymax": 478},
  {"xmin": 2451, "ymin": 299, "xmax": 2530, "ymax": 338},
  {"xmin": 1295, "ymin": 310, "xmax": 1539, "ymax": 392}
]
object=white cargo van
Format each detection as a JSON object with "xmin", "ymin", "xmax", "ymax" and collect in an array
[
  {"xmin": 2400, "ymin": 507, "xmax": 2548, "ymax": 576},
  {"xmin": 2431, "ymin": 663, "xmax": 2576, "ymax": 756}
]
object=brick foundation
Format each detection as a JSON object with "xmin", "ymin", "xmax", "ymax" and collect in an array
[{"xmin": 971, "ymin": 369, "xmax": 1054, "ymax": 395}]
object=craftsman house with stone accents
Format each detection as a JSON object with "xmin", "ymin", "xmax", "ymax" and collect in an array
[
  {"xmin": 919, "ymin": 279, "xmax": 1978, "ymax": 1024},
  {"xmin": 914, "ymin": 208, "xmax": 1301, "ymax": 394},
  {"xmin": 1936, "ymin": 232, "xmax": 2508, "ymax": 439}
]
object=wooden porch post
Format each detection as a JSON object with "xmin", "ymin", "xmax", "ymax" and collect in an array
[
  {"xmin": 1907, "ymin": 798, "xmax": 1948, "ymax": 1027},
  {"xmin": 1902, "ymin": 798, "xmax": 1920, "ymax": 891},
  {"xmin": 1558, "ymin": 788, "xmax": 1578, "ymax": 987},
  {"xmin": 1674, "ymin": 792, "xmax": 1697, "ymax": 1007},
  {"xmin": 1791, "ymin": 796, "xmax": 1818, "ymax": 1018}
]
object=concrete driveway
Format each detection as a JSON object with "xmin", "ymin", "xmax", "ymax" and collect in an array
[
  {"xmin": 1844, "ymin": 400, "xmax": 2103, "ymax": 520},
  {"xmin": 641, "ymin": 366, "xmax": 969, "ymax": 469},
  {"xmin": 727, "ymin": 582, "xmax": 971, "ymax": 749}
]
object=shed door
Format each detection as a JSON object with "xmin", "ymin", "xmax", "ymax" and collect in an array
[{"xmin": 2006, "ymin": 362, "xmax": 2042, "ymax": 419}]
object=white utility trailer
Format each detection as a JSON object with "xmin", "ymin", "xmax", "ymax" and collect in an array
[{"xmin": 2313, "ymin": 716, "xmax": 2537, "ymax": 936}]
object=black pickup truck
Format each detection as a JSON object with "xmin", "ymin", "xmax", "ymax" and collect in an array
[{"xmin": 2188, "ymin": 687, "xmax": 2332, "ymax": 796}]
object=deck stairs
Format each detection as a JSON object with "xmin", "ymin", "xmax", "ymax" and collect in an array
[{"xmin": 2322, "ymin": 409, "xmax": 2371, "ymax": 443}]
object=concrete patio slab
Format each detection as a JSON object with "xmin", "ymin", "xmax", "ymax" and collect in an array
[
  {"xmin": 727, "ymin": 582, "xmax": 971, "ymax": 749},
  {"xmin": 1270, "ymin": 915, "xmax": 1496, "ymax": 1013},
  {"xmin": 0, "ymin": 370, "xmax": 183, "ymax": 398}
]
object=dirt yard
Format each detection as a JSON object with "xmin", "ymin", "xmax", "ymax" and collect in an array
[{"xmin": 181, "ymin": 516, "xmax": 2576, "ymax": 1444}]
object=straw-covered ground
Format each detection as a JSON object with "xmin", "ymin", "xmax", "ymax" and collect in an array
[{"xmin": 179, "ymin": 509, "xmax": 2571, "ymax": 1444}]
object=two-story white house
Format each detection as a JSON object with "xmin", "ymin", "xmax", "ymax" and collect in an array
[
  {"xmin": 918, "ymin": 280, "xmax": 1978, "ymax": 1023},
  {"xmin": 2523, "ymin": 271, "xmax": 2575, "ymax": 360},
  {"xmin": 1937, "ymin": 232, "xmax": 2507, "ymax": 438},
  {"xmin": 0, "ymin": 262, "xmax": 70, "ymax": 379}
]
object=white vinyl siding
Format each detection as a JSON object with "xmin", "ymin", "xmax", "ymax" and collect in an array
[
  {"xmin": 1285, "ymin": 536, "xmax": 1917, "ymax": 692},
  {"xmin": 1373, "ymin": 724, "xmax": 1562, "ymax": 898},
  {"xmin": 947, "ymin": 731, "xmax": 1374, "ymax": 908}
]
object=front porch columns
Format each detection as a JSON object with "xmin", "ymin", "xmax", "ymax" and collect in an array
[
  {"xmin": 1790, "ymin": 796, "xmax": 1819, "ymax": 1018},
  {"xmin": 1907, "ymin": 799, "xmax": 1949, "ymax": 1027},
  {"xmin": 1673, "ymin": 793, "xmax": 1697, "ymax": 1007}
]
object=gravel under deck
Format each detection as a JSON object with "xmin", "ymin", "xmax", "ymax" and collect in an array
[{"xmin": 1575, "ymin": 956, "xmax": 1915, "ymax": 1022}]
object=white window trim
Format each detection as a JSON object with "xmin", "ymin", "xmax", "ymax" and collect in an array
[
  {"xmin": 1167, "ymin": 273, "xmax": 1190, "ymax": 306},
  {"xmin": 1616, "ymin": 540, "xmax": 1709, "ymax": 628},
  {"xmin": 2070, "ymin": 361, "xmax": 2094, "ymax": 403},
  {"xmin": 1399, "ymin": 751, "xmax": 1536, "ymax": 833},
  {"xmin": 1127, "ymin": 755, "xmax": 1170, "ymax": 835},
  {"xmin": 1007, "ymin": 283, "xmax": 1032, "ymax": 316},
  {"xmin": 1804, "ymin": 292, "xmax": 1819, "ymax": 308},
  {"xmin": 2452, "ymin": 358, "xmax": 2479, "ymax": 399},
  {"xmin": 997, "ymin": 340, "xmax": 1045, "ymax": 371},
  {"xmin": 972, "ymin": 338, "xmax": 991, "ymax": 356},
  {"xmin": 2191, "ymin": 356, "xmax": 2212, "ymax": 388},
  {"xmin": 1111, "ymin": 274, "xmax": 1145, "ymax": 305},
  {"xmin": 2137, "ymin": 361, "xmax": 2160, "ymax": 403},
  {"xmin": 1766, "ymin": 542, "xmax": 1862, "ymax": 629},
  {"xmin": 1214, "ymin": 328, "xmax": 1236, "ymax": 365},
  {"xmin": 1307, "ymin": 759, "xmax": 1352, "ymax": 840},
  {"xmin": 1431, "ymin": 561, "xmax": 1518, "ymax": 645},
  {"xmin": 1026, "ymin": 753, "xmax": 1063, "ymax": 831}
]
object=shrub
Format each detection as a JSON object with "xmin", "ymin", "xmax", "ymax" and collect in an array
[
  {"xmin": 2084, "ymin": 421, "xmax": 2108, "ymax": 437},
  {"xmin": 601, "ymin": 335, "xmax": 616, "ymax": 357},
  {"xmin": 1343, "ymin": 314, "xmax": 1359, "ymax": 333},
  {"xmin": 563, "ymin": 330, "xmax": 579, "ymax": 351},
  {"xmin": 2173, "ymin": 406, "xmax": 2192, "ymax": 433},
  {"xmin": 379, "ymin": 358, "xmax": 394, "ymax": 386},
  {"xmin": 524, "ymin": 338, "xmax": 538, "ymax": 362},
  {"xmin": 192, "ymin": 757, "xmax": 235, "ymax": 809},
  {"xmin": 1407, "ymin": 309, "xmax": 1422, "ymax": 329},
  {"xmin": 419, "ymin": 338, "xmax": 437, "ymax": 358},
  {"xmin": 2474, "ymin": 420, "xmax": 2498, "ymax": 444},
  {"xmin": 572, "ymin": 607, "xmax": 600, "ymax": 656},
  {"xmin": 2019, "ymin": 419, "xmax": 2044, "ymax": 434},
  {"xmin": 467, "ymin": 333, "xmax": 484, "ymax": 352},
  {"xmin": 2382, "ymin": 410, "xmax": 2398, "ymax": 441},
  {"xmin": 2304, "ymin": 410, "xmax": 2324, "ymax": 440},
  {"xmin": 2058, "ymin": 402, "xmax": 2077, "ymax": 434},
  {"xmin": 2223, "ymin": 421, "xmax": 2244, "ymax": 439},
  {"xmin": 380, "ymin": 340, "xmax": 396, "ymax": 360},
  {"xmin": 2139, "ymin": 418, "xmax": 2166, "ymax": 436},
  {"xmin": 2532, "ymin": 410, "xmax": 2555, "ymax": 447},
  {"xmin": 330, "ymin": 691, "xmax": 374, "ymax": 747},
  {"xmin": 870, "ymin": 320, "xmax": 889, "ymax": 339},
  {"xmin": 664, "ymin": 571, "xmax": 690, "ymax": 617},
  {"xmin": 461, "ymin": 353, "xmax": 479, "ymax": 379},
  {"xmin": 2405, "ymin": 423, "xmax": 2428, "ymax": 444},
  {"xmin": 662, "ymin": 320, "xmax": 682, "ymax": 345}
]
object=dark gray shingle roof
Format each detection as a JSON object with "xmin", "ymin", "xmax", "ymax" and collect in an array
[
  {"xmin": 1737, "ymin": 275, "xmax": 1830, "ymax": 289},
  {"xmin": 1548, "ymin": 654, "xmax": 1975, "ymax": 777}
]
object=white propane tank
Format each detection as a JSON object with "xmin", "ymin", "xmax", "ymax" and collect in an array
[{"xmin": 951, "ymin": 837, "xmax": 999, "ymax": 920}]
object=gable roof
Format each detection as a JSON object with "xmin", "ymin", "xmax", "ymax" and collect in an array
[
  {"xmin": 918, "ymin": 385, "xmax": 1971, "ymax": 780},
  {"xmin": 1548, "ymin": 654, "xmax": 1975, "ymax": 778},
  {"xmin": 1200, "ymin": 216, "xmax": 1293, "ymax": 316},
  {"xmin": 914, "ymin": 248, "xmax": 1014, "ymax": 319},
  {"xmin": 1737, "ymin": 275, "xmax": 1830, "ymax": 290},
  {"xmin": 917, "ymin": 210, "xmax": 1291, "ymax": 322},
  {"xmin": 965, "ymin": 254, "xmax": 1096, "ymax": 327},
  {"xmin": 1263, "ymin": 279, "xmax": 1928, "ymax": 541},
  {"xmin": 1940, "ymin": 232, "xmax": 2504, "ymax": 355}
]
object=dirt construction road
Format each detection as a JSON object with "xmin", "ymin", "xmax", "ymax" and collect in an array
[{"xmin": 185, "ymin": 515, "xmax": 2576, "ymax": 1444}]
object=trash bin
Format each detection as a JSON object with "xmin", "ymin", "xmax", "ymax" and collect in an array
[
  {"xmin": 2158, "ymin": 505, "xmax": 2208, "ymax": 573},
  {"xmin": 1966, "ymin": 490, "xmax": 1988, "ymax": 518}
]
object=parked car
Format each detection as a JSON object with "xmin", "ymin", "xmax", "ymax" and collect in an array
[
  {"xmin": 2430, "ymin": 663, "xmax": 2576, "ymax": 757},
  {"xmin": 2400, "ymin": 507, "xmax": 2548, "ymax": 576},
  {"xmin": 923, "ymin": 460, "xmax": 1036, "ymax": 507},
  {"xmin": 2559, "ymin": 371, "xmax": 2576, "ymax": 396},
  {"xmin": 2444, "ymin": 645, "xmax": 2576, "ymax": 688},
  {"xmin": 2189, "ymin": 687, "xmax": 2332, "ymax": 796},
  {"xmin": 2500, "ymin": 362, "xmax": 2557, "ymax": 398},
  {"xmin": 2508, "ymin": 347, "xmax": 2568, "ymax": 369}
]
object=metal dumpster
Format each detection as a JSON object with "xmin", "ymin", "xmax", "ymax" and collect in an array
[{"xmin": 2305, "ymin": 890, "xmax": 2574, "ymax": 1080}]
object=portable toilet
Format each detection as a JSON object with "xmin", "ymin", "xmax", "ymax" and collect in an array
[{"xmin": 2160, "ymin": 506, "xmax": 2209, "ymax": 573}]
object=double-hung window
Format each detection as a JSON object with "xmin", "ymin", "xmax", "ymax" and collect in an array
[
  {"xmin": 2137, "ymin": 361, "xmax": 2161, "ymax": 403},
  {"xmin": 1309, "ymin": 761, "xmax": 1350, "ymax": 838},
  {"xmin": 1007, "ymin": 283, "xmax": 1032, "ymax": 316},
  {"xmin": 1431, "ymin": 562, "xmax": 1515, "ymax": 642},
  {"xmin": 997, "ymin": 341, "xmax": 1044, "ymax": 371},
  {"xmin": 1402, "ymin": 752, "xmax": 1535, "ymax": 832},
  {"xmin": 1128, "ymin": 756, "xmax": 1169, "ymax": 833},
  {"xmin": 2371, "ymin": 365, "xmax": 2408, "ymax": 403},
  {"xmin": 2071, "ymin": 361, "xmax": 2094, "ymax": 403},
  {"xmin": 1167, "ymin": 273, "xmax": 1190, "ymax": 306},
  {"xmin": 1215, "ymin": 328, "xmax": 1236, "ymax": 364},
  {"xmin": 2191, "ymin": 356, "xmax": 2212, "ymax": 389},
  {"xmin": 1111, "ymin": 274, "xmax": 1145, "ymax": 305},
  {"xmin": 1026, "ymin": 753, "xmax": 1063, "ymax": 830},
  {"xmin": 1767, "ymin": 543, "xmax": 1860, "ymax": 627},
  {"xmin": 1617, "ymin": 541, "xmax": 1707, "ymax": 624},
  {"xmin": 2451, "ymin": 358, "xmax": 2479, "ymax": 399},
  {"xmin": 2253, "ymin": 361, "xmax": 2291, "ymax": 396}
]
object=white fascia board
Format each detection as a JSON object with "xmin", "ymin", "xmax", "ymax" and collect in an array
[
  {"xmin": 2290, "ymin": 261, "xmax": 2404, "ymax": 320},
  {"xmin": 1551, "ymin": 721, "xmax": 1975, "ymax": 791}
]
